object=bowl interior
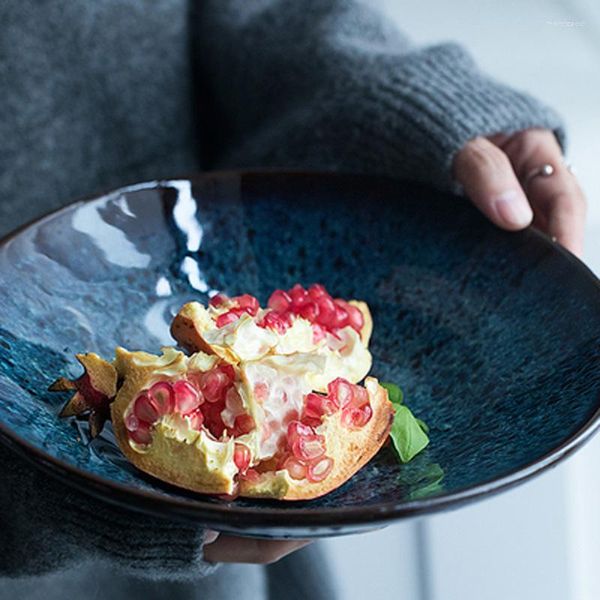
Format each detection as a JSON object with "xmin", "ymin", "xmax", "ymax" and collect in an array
[{"xmin": 0, "ymin": 172, "xmax": 598, "ymax": 535}]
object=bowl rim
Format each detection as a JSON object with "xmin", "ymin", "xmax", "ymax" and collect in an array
[{"xmin": 1, "ymin": 169, "xmax": 599, "ymax": 532}]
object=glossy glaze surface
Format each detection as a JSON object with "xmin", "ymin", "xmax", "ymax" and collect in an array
[{"xmin": 0, "ymin": 172, "xmax": 598, "ymax": 537}]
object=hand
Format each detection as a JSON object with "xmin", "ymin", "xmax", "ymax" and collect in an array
[
  {"xmin": 453, "ymin": 128, "xmax": 586, "ymax": 257},
  {"xmin": 203, "ymin": 530, "xmax": 310, "ymax": 564}
]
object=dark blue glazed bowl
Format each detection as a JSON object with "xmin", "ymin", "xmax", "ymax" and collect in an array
[{"xmin": 0, "ymin": 172, "xmax": 598, "ymax": 538}]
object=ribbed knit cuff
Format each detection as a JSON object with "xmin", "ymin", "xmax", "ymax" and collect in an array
[
  {"xmin": 0, "ymin": 443, "xmax": 218, "ymax": 580},
  {"xmin": 68, "ymin": 498, "xmax": 220, "ymax": 581},
  {"xmin": 373, "ymin": 42, "xmax": 566, "ymax": 189}
]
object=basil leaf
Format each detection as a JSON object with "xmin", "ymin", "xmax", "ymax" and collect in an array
[
  {"xmin": 381, "ymin": 382, "xmax": 403, "ymax": 405},
  {"xmin": 390, "ymin": 404, "xmax": 429, "ymax": 463},
  {"xmin": 415, "ymin": 418, "xmax": 430, "ymax": 434}
]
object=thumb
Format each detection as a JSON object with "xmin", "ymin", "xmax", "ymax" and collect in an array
[{"xmin": 453, "ymin": 136, "xmax": 533, "ymax": 231}]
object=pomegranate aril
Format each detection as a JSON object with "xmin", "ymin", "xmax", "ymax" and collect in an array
[
  {"xmin": 315, "ymin": 295, "xmax": 336, "ymax": 326},
  {"xmin": 187, "ymin": 408, "xmax": 205, "ymax": 430},
  {"xmin": 241, "ymin": 468, "xmax": 260, "ymax": 483},
  {"xmin": 216, "ymin": 310, "xmax": 242, "ymax": 328},
  {"xmin": 349, "ymin": 385, "xmax": 369, "ymax": 409},
  {"xmin": 282, "ymin": 408, "xmax": 300, "ymax": 426},
  {"xmin": 345, "ymin": 303, "xmax": 364, "ymax": 332},
  {"xmin": 130, "ymin": 422, "xmax": 152, "ymax": 445},
  {"xmin": 232, "ymin": 294, "xmax": 259, "ymax": 316},
  {"xmin": 173, "ymin": 380, "xmax": 202, "ymax": 414},
  {"xmin": 302, "ymin": 393, "xmax": 337, "ymax": 426},
  {"xmin": 253, "ymin": 382, "xmax": 269, "ymax": 403},
  {"xmin": 283, "ymin": 456, "xmax": 307, "ymax": 480},
  {"xmin": 125, "ymin": 411, "xmax": 140, "ymax": 432},
  {"xmin": 258, "ymin": 311, "xmax": 290, "ymax": 334},
  {"xmin": 200, "ymin": 370, "xmax": 230, "ymax": 403},
  {"xmin": 234, "ymin": 443, "xmax": 251, "ymax": 473},
  {"xmin": 332, "ymin": 304, "xmax": 349, "ymax": 329},
  {"xmin": 289, "ymin": 284, "xmax": 309, "ymax": 309},
  {"xmin": 209, "ymin": 292, "xmax": 229, "ymax": 307},
  {"xmin": 292, "ymin": 434, "xmax": 326, "ymax": 462},
  {"xmin": 308, "ymin": 283, "xmax": 327, "ymax": 300},
  {"xmin": 299, "ymin": 301, "xmax": 318, "ymax": 321},
  {"xmin": 133, "ymin": 392, "xmax": 159, "ymax": 423},
  {"xmin": 234, "ymin": 413, "xmax": 256, "ymax": 435},
  {"xmin": 341, "ymin": 405, "xmax": 373, "ymax": 429},
  {"xmin": 312, "ymin": 323, "xmax": 326, "ymax": 344},
  {"xmin": 307, "ymin": 457, "xmax": 334, "ymax": 482},
  {"xmin": 149, "ymin": 381, "xmax": 175, "ymax": 415},
  {"xmin": 287, "ymin": 420, "xmax": 315, "ymax": 446},
  {"xmin": 220, "ymin": 364, "xmax": 236, "ymax": 381},
  {"xmin": 327, "ymin": 378, "xmax": 353, "ymax": 409},
  {"xmin": 267, "ymin": 289, "xmax": 292, "ymax": 313}
]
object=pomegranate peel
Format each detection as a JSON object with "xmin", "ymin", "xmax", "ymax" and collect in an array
[
  {"xmin": 49, "ymin": 353, "xmax": 118, "ymax": 438},
  {"xmin": 239, "ymin": 377, "xmax": 393, "ymax": 500}
]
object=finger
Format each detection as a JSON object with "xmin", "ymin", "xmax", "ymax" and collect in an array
[
  {"xmin": 501, "ymin": 129, "xmax": 587, "ymax": 257},
  {"xmin": 203, "ymin": 535, "xmax": 311, "ymax": 565},
  {"xmin": 453, "ymin": 137, "xmax": 533, "ymax": 230}
]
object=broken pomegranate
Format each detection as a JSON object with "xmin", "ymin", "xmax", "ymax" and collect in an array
[{"xmin": 55, "ymin": 285, "xmax": 394, "ymax": 501}]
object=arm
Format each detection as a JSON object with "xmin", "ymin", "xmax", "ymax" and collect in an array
[
  {"xmin": 0, "ymin": 443, "xmax": 217, "ymax": 579},
  {"xmin": 194, "ymin": 0, "xmax": 585, "ymax": 254}
]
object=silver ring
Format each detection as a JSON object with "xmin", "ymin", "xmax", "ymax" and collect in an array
[{"xmin": 523, "ymin": 163, "xmax": 555, "ymax": 189}]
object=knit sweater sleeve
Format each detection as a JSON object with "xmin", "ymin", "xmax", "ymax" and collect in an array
[
  {"xmin": 0, "ymin": 444, "xmax": 217, "ymax": 580},
  {"xmin": 194, "ymin": 0, "xmax": 565, "ymax": 189}
]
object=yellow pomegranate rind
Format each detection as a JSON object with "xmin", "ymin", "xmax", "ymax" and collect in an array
[
  {"xmin": 170, "ymin": 299, "xmax": 373, "ymax": 376},
  {"xmin": 239, "ymin": 378, "xmax": 394, "ymax": 501},
  {"xmin": 110, "ymin": 347, "xmax": 241, "ymax": 495}
]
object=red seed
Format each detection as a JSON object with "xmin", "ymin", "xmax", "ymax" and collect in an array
[
  {"xmin": 133, "ymin": 392, "xmax": 159, "ymax": 423},
  {"xmin": 302, "ymin": 392, "xmax": 338, "ymax": 424},
  {"xmin": 234, "ymin": 443, "xmax": 251, "ymax": 473},
  {"xmin": 149, "ymin": 381, "xmax": 175, "ymax": 415},
  {"xmin": 349, "ymin": 385, "xmax": 369, "ymax": 410},
  {"xmin": 341, "ymin": 405, "xmax": 373, "ymax": 429},
  {"xmin": 200, "ymin": 370, "xmax": 230, "ymax": 403},
  {"xmin": 258, "ymin": 311, "xmax": 290, "ymax": 334},
  {"xmin": 267, "ymin": 289, "xmax": 292, "ymax": 313},
  {"xmin": 209, "ymin": 292, "xmax": 229, "ymax": 307},
  {"xmin": 327, "ymin": 378, "xmax": 354, "ymax": 409},
  {"xmin": 124, "ymin": 411, "xmax": 140, "ymax": 432},
  {"xmin": 332, "ymin": 304, "xmax": 349, "ymax": 329},
  {"xmin": 187, "ymin": 408, "xmax": 205, "ymax": 430},
  {"xmin": 307, "ymin": 457, "xmax": 334, "ymax": 482},
  {"xmin": 225, "ymin": 386, "xmax": 244, "ymax": 414},
  {"xmin": 289, "ymin": 284, "xmax": 309, "ymax": 309},
  {"xmin": 129, "ymin": 422, "xmax": 152, "ymax": 445},
  {"xmin": 283, "ymin": 456, "xmax": 307, "ymax": 480},
  {"xmin": 253, "ymin": 382, "xmax": 269, "ymax": 403},
  {"xmin": 282, "ymin": 408, "xmax": 300, "ymax": 426},
  {"xmin": 315, "ymin": 295, "xmax": 336, "ymax": 326},
  {"xmin": 232, "ymin": 294, "xmax": 259, "ymax": 316},
  {"xmin": 173, "ymin": 380, "xmax": 202, "ymax": 414},
  {"xmin": 220, "ymin": 364, "xmax": 236, "ymax": 381},
  {"xmin": 234, "ymin": 413, "xmax": 256, "ymax": 435},
  {"xmin": 312, "ymin": 323, "xmax": 326, "ymax": 344},
  {"xmin": 287, "ymin": 420, "xmax": 315, "ymax": 446},
  {"xmin": 299, "ymin": 301, "xmax": 319, "ymax": 321},
  {"xmin": 308, "ymin": 283, "xmax": 327, "ymax": 300},
  {"xmin": 216, "ymin": 310, "xmax": 242, "ymax": 328},
  {"xmin": 241, "ymin": 468, "xmax": 261, "ymax": 483},
  {"xmin": 291, "ymin": 434, "xmax": 326, "ymax": 462},
  {"xmin": 345, "ymin": 303, "xmax": 364, "ymax": 332}
]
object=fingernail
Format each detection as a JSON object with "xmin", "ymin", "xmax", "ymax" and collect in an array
[
  {"xmin": 204, "ymin": 529, "xmax": 220, "ymax": 544},
  {"xmin": 493, "ymin": 191, "xmax": 533, "ymax": 228}
]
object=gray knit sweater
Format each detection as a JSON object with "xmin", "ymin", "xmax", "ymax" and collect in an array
[{"xmin": 0, "ymin": 1, "xmax": 563, "ymax": 598}]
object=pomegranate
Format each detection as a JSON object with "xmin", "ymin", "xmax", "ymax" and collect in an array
[{"xmin": 55, "ymin": 285, "xmax": 394, "ymax": 501}]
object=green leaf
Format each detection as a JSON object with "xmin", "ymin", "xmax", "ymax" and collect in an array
[
  {"xmin": 381, "ymin": 382, "xmax": 403, "ymax": 405},
  {"xmin": 415, "ymin": 418, "xmax": 430, "ymax": 434},
  {"xmin": 390, "ymin": 404, "xmax": 430, "ymax": 463}
]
